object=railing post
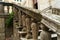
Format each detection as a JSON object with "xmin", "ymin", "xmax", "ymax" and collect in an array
[
  {"xmin": 7, "ymin": 6, "xmax": 9, "ymax": 13},
  {"xmin": 25, "ymin": 15, "xmax": 32, "ymax": 39},
  {"xmin": 0, "ymin": 4, "xmax": 5, "ymax": 40},
  {"xmin": 22, "ymin": 13, "xmax": 26, "ymax": 31},
  {"xmin": 13, "ymin": 7, "xmax": 20, "ymax": 40},
  {"xmin": 18, "ymin": 10, "xmax": 23, "ymax": 31},
  {"xmin": 40, "ymin": 24, "xmax": 51, "ymax": 40},
  {"xmin": 31, "ymin": 19, "xmax": 38, "ymax": 40}
]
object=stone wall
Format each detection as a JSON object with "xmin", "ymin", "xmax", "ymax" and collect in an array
[{"xmin": 0, "ymin": 18, "xmax": 5, "ymax": 40}]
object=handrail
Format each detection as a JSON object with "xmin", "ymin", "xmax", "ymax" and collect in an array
[
  {"xmin": 41, "ymin": 12, "xmax": 60, "ymax": 35},
  {"xmin": 41, "ymin": 6, "xmax": 51, "ymax": 12}
]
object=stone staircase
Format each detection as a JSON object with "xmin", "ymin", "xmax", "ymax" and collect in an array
[{"xmin": 18, "ymin": 29, "xmax": 57, "ymax": 40}]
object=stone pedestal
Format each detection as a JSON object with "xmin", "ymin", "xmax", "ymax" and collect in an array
[
  {"xmin": 31, "ymin": 22, "xmax": 38, "ymax": 40},
  {"xmin": 18, "ymin": 10, "xmax": 22, "ymax": 29},
  {"xmin": 22, "ymin": 14, "xmax": 26, "ymax": 31},
  {"xmin": 25, "ymin": 17, "xmax": 32, "ymax": 39}
]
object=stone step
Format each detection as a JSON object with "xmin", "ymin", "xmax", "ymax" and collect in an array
[
  {"xmin": 18, "ymin": 30, "xmax": 42, "ymax": 34},
  {"xmin": 20, "ymin": 38, "xmax": 33, "ymax": 40},
  {"xmin": 51, "ymin": 34, "xmax": 57, "ymax": 38},
  {"xmin": 20, "ymin": 36, "xmax": 40, "ymax": 40},
  {"xmin": 20, "ymin": 33, "xmax": 57, "ymax": 40},
  {"xmin": 18, "ymin": 31, "xmax": 27, "ymax": 34}
]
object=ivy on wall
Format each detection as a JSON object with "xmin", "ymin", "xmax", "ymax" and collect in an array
[{"xmin": 5, "ymin": 12, "xmax": 14, "ymax": 27}]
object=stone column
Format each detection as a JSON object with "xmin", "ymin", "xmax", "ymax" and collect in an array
[
  {"xmin": 22, "ymin": 14, "xmax": 26, "ymax": 31},
  {"xmin": 25, "ymin": 16, "xmax": 32, "ymax": 39},
  {"xmin": 0, "ymin": 18, "xmax": 5, "ymax": 40},
  {"xmin": 31, "ymin": 19, "xmax": 38, "ymax": 40},
  {"xmin": 0, "ymin": 4, "xmax": 5, "ymax": 40},
  {"xmin": 18, "ymin": 10, "xmax": 22, "ymax": 30},
  {"xmin": 40, "ymin": 24, "xmax": 51, "ymax": 40},
  {"xmin": 7, "ymin": 6, "xmax": 9, "ymax": 13}
]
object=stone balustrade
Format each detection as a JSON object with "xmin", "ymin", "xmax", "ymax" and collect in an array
[{"xmin": 0, "ymin": 2, "xmax": 60, "ymax": 40}]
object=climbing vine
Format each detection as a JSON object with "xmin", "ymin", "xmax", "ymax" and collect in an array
[{"xmin": 5, "ymin": 12, "xmax": 14, "ymax": 27}]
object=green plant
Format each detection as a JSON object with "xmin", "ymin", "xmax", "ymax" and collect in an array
[{"xmin": 5, "ymin": 12, "xmax": 14, "ymax": 27}]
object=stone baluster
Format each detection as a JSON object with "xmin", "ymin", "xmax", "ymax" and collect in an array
[
  {"xmin": 22, "ymin": 13, "xmax": 26, "ymax": 31},
  {"xmin": 7, "ymin": 6, "xmax": 9, "ymax": 13},
  {"xmin": 52, "ymin": 8, "xmax": 54, "ymax": 14},
  {"xmin": 25, "ymin": 15, "xmax": 32, "ymax": 39},
  {"xmin": 18, "ymin": 10, "xmax": 23, "ymax": 30},
  {"xmin": 40, "ymin": 24, "xmax": 51, "ymax": 40},
  {"xmin": 52, "ymin": 8, "xmax": 55, "ymax": 14},
  {"xmin": 31, "ymin": 19, "xmax": 38, "ymax": 40}
]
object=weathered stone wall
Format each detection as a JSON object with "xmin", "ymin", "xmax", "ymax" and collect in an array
[
  {"xmin": 0, "ymin": 4, "xmax": 5, "ymax": 40},
  {"xmin": 0, "ymin": 18, "xmax": 5, "ymax": 40}
]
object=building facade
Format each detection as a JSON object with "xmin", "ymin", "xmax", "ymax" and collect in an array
[{"xmin": 0, "ymin": 0, "xmax": 60, "ymax": 11}]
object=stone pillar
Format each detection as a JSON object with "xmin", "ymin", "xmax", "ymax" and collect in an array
[
  {"xmin": 7, "ymin": 6, "xmax": 9, "ymax": 13},
  {"xmin": 25, "ymin": 16, "xmax": 32, "ymax": 39},
  {"xmin": 40, "ymin": 24, "xmax": 51, "ymax": 40},
  {"xmin": 18, "ymin": 10, "xmax": 22, "ymax": 29},
  {"xmin": 0, "ymin": 4, "xmax": 5, "ymax": 40},
  {"xmin": 22, "ymin": 14, "xmax": 26, "ymax": 31},
  {"xmin": 31, "ymin": 19, "xmax": 38, "ymax": 40},
  {"xmin": 0, "ymin": 18, "xmax": 5, "ymax": 40}
]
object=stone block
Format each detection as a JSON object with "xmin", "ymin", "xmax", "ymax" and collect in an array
[
  {"xmin": 0, "ymin": 27, "xmax": 5, "ymax": 33},
  {"xmin": 0, "ymin": 18, "xmax": 5, "ymax": 33},
  {"xmin": 0, "ymin": 33, "xmax": 5, "ymax": 40}
]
